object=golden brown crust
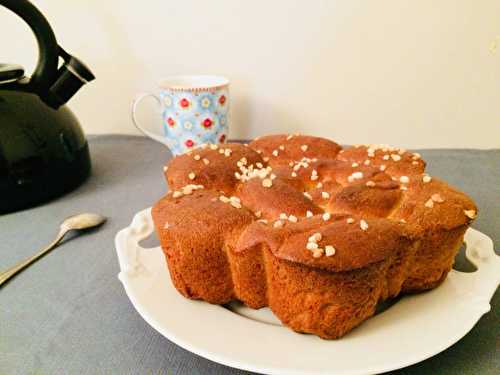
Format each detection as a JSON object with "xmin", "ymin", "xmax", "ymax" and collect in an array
[
  {"xmin": 235, "ymin": 177, "xmax": 322, "ymax": 220},
  {"xmin": 165, "ymin": 143, "xmax": 263, "ymax": 195},
  {"xmin": 235, "ymin": 215, "xmax": 414, "ymax": 272},
  {"xmin": 389, "ymin": 177, "xmax": 477, "ymax": 231},
  {"xmin": 152, "ymin": 134, "xmax": 477, "ymax": 339},
  {"xmin": 151, "ymin": 189, "xmax": 255, "ymax": 303},
  {"xmin": 328, "ymin": 183, "xmax": 403, "ymax": 218},
  {"xmin": 263, "ymin": 248, "xmax": 389, "ymax": 339},
  {"xmin": 337, "ymin": 144, "xmax": 426, "ymax": 177},
  {"xmin": 249, "ymin": 134, "xmax": 342, "ymax": 166},
  {"xmin": 402, "ymin": 225, "xmax": 467, "ymax": 292}
]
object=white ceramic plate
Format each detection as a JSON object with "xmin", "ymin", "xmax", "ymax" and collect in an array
[{"xmin": 115, "ymin": 208, "xmax": 500, "ymax": 375}]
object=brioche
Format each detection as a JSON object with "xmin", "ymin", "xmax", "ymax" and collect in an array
[{"xmin": 152, "ymin": 135, "xmax": 477, "ymax": 339}]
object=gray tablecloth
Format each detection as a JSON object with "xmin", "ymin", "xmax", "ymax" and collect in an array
[{"xmin": 1, "ymin": 135, "xmax": 498, "ymax": 375}]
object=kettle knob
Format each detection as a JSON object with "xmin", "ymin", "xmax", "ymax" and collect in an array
[{"xmin": 0, "ymin": 64, "xmax": 25, "ymax": 84}]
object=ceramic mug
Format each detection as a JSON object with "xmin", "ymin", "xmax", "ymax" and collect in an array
[{"xmin": 132, "ymin": 75, "xmax": 229, "ymax": 155}]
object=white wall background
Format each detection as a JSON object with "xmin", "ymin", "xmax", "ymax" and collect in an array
[{"xmin": 2, "ymin": 0, "xmax": 499, "ymax": 148}]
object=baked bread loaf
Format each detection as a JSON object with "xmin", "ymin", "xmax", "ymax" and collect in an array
[{"xmin": 152, "ymin": 134, "xmax": 477, "ymax": 339}]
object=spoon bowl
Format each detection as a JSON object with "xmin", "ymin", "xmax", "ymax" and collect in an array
[{"xmin": 60, "ymin": 213, "xmax": 107, "ymax": 231}]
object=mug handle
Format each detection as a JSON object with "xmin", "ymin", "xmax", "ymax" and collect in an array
[{"xmin": 131, "ymin": 93, "xmax": 168, "ymax": 146}]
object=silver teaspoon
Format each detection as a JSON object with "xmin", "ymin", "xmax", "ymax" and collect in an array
[{"xmin": 0, "ymin": 213, "xmax": 106, "ymax": 287}]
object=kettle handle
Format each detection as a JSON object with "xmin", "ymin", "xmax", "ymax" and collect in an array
[
  {"xmin": 1, "ymin": 0, "xmax": 95, "ymax": 107},
  {"xmin": 1, "ymin": 0, "xmax": 59, "ymax": 92}
]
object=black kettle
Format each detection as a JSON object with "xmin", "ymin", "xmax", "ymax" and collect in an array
[{"xmin": 0, "ymin": 0, "xmax": 95, "ymax": 214}]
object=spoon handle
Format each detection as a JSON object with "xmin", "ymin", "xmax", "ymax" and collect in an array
[{"xmin": 0, "ymin": 230, "xmax": 66, "ymax": 287}]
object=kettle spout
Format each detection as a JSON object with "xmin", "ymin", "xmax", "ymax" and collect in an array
[{"xmin": 46, "ymin": 47, "xmax": 95, "ymax": 108}]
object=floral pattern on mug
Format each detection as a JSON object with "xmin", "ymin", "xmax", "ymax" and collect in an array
[{"xmin": 160, "ymin": 86, "xmax": 229, "ymax": 155}]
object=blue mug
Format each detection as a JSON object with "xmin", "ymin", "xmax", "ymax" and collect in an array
[{"xmin": 132, "ymin": 75, "xmax": 230, "ymax": 155}]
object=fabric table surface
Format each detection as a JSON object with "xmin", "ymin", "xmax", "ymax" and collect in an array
[{"xmin": 1, "ymin": 135, "xmax": 499, "ymax": 375}]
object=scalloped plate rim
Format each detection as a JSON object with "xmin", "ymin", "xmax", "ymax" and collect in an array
[{"xmin": 115, "ymin": 207, "xmax": 499, "ymax": 375}]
